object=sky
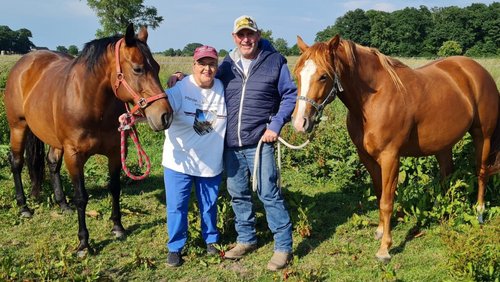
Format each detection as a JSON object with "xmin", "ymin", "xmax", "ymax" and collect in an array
[{"xmin": 1, "ymin": 0, "xmax": 497, "ymax": 53}]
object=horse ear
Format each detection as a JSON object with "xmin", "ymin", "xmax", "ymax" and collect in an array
[
  {"xmin": 297, "ymin": 36, "xmax": 309, "ymax": 53},
  {"xmin": 328, "ymin": 34, "xmax": 340, "ymax": 51},
  {"xmin": 125, "ymin": 23, "xmax": 135, "ymax": 46},
  {"xmin": 137, "ymin": 26, "xmax": 148, "ymax": 43}
]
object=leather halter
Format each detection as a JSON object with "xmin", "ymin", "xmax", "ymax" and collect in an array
[
  {"xmin": 113, "ymin": 38, "xmax": 166, "ymax": 115},
  {"xmin": 296, "ymin": 72, "xmax": 344, "ymax": 123}
]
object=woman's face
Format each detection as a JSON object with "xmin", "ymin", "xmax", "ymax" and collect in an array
[{"xmin": 192, "ymin": 57, "xmax": 218, "ymax": 89}]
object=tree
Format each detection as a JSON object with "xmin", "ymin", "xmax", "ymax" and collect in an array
[
  {"xmin": 86, "ymin": 0, "xmax": 163, "ymax": 38},
  {"xmin": 56, "ymin": 46, "xmax": 69, "ymax": 53},
  {"xmin": 0, "ymin": 26, "xmax": 34, "ymax": 53},
  {"xmin": 437, "ymin": 40, "xmax": 462, "ymax": 57},
  {"xmin": 182, "ymin": 43, "xmax": 203, "ymax": 57},
  {"xmin": 317, "ymin": 9, "xmax": 371, "ymax": 46},
  {"xmin": 260, "ymin": 30, "xmax": 274, "ymax": 45},
  {"xmin": 68, "ymin": 45, "xmax": 79, "ymax": 56},
  {"xmin": 274, "ymin": 38, "xmax": 289, "ymax": 56},
  {"xmin": 219, "ymin": 49, "xmax": 228, "ymax": 57}
]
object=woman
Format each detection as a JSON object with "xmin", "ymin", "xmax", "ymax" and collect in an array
[{"xmin": 162, "ymin": 45, "xmax": 226, "ymax": 267}]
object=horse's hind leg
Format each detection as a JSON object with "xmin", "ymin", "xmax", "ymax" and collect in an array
[
  {"xmin": 108, "ymin": 152, "xmax": 125, "ymax": 238},
  {"xmin": 46, "ymin": 147, "xmax": 72, "ymax": 213},
  {"xmin": 470, "ymin": 131, "xmax": 491, "ymax": 223},
  {"xmin": 25, "ymin": 130, "xmax": 45, "ymax": 200},
  {"xmin": 435, "ymin": 149, "xmax": 453, "ymax": 180}
]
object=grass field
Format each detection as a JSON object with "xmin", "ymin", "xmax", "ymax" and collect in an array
[{"xmin": 0, "ymin": 55, "xmax": 499, "ymax": 281}]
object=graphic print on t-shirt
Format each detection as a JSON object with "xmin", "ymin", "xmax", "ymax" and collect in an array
[{"xmin": 192, "ymin": 109, "xmax": 216, "ymax": 135}]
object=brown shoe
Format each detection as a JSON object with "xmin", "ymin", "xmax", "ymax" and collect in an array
[
  {"xmin": 267, "ymin": 251, "xmax": 292, "ymax": 271},
  {"xmin": 224, "ymin": 243, "xmax": 257, "ymax": 259}
]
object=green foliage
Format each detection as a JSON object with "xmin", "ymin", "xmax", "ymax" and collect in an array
[
  {"xmin": 182, "ymin": 43, "xmax": 203, "ymax": 57},
  {"xmin": 441, "ymin": 219, "xmax": 499, "ymax": 281},
  {"xmin": 0, "ymin": 56, "xmax": 499, "ymax": 280},
  {"xmin": 318, "ymin": 3, "xmax": 499, "ymax": 57},
  {"xmin": 438, "ymin": 40, "xmax": 463, "ymax": 57},
  {"xmin": 0, "ymin": 26, "xmax": 34, "ymax": 53},
  {"xmin": 67, "ymin": 45, "xmax": 79, "ymax": 56},
  {"xmin": 86, "ymin": 0, "xmax": 163, "ymax": 38}
]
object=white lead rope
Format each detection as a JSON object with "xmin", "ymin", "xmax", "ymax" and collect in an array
[{"xmin": 252, "ymin": 137, "xmax": 310, "ymax": 192}]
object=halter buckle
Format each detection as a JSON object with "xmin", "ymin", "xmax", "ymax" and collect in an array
[{"xmin": 138, "ymin": 97, "xmax": 148, "ymax": 108}]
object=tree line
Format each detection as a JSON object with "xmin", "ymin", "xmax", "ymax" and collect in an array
[
  {"xmin": 316, "ymin": 3, "xmax": 499, "ymax": 57},
  {"xmin": 1, "ymin": 2, "xmax": 498, "ymax": 57}
]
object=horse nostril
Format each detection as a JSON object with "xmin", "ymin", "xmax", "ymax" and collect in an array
[
  {"xmin": 162, "ymin": 113, "xmax": 172, "ymax": 129},
  {"xmin": 302, "ymin": 117, "xmax": 309, "ymax": 130}
]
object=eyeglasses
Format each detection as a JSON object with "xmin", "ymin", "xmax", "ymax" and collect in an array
[{"xmin": 195, "ymin": 61, "xmax": 217, "ymax": 69}]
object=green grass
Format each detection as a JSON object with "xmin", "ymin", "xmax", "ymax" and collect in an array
[{"xmin": 0, "ymin": 55, "xmax": 499, "ymax": 281}]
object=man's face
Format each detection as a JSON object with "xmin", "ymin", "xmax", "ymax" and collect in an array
[{"xmin": 232, "ymin": 29, "xmax": 260, "ymax": 59}]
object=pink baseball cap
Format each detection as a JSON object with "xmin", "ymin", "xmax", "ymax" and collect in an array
[{"xmin": 193, "ymin": 45, "xmax": 218, "ymax": 61}]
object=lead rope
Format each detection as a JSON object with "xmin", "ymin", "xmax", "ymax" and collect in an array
[
  {"xmin": 252, "ymin": 136, "xmax": 310, "ymax": 192},
  {"xmin": 118, "ymin": 108, "xmax": 151, "ymax": 181}
]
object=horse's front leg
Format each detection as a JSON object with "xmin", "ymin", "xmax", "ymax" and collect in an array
[
  {"xmin": 376, "ymin": 153, "xmax": 400, "ymax": 263},
  {"xmin": 64, "ymin": 151, "xmax": 90, "ymax": 257},
  {"xmin": 47, "ymin": 147, "xmax": 72, "ymax": 213},
  {"xmin": 8, "ymin": 126, "xmax": 32, "ymax": 217},
  {"xmin": 108, "ymin": 152, "xmax": 125, "ymax": 238},
  {"xmin": 357, "ymin": 149, "xmax": 384, "ymax": 239}
]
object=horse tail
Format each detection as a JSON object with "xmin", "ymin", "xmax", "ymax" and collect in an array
[
  {"xmin": 486, "ymin": 101, "xmax": 500, "ymax": 176},
  {"xmin": 25, "ymin": 129, "xmax": 45, "ymax": 196}
]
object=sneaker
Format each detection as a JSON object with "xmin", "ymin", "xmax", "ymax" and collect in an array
[
  {"xmin": 224, "ymin": 243, "xmax": 257, "ymax": 259},
  {"xmin": 267, "ymin": 251, "xmax": 292, "ymax": 271},
  {"xmin": 207, "ymin": 243, "xmax": 219, "ymax": 255},
  {"xmin": 167, "ymin": 252, "xmax": 182, "ymax": 267}
]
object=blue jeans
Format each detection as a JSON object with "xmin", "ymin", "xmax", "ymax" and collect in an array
[
  {"xmin": 224, "ymin": 143, "xmax": 293, "ymax": 253},
  {"xmin": 164, "ymin": 167, "xmax": 221, "ymax": 252}
]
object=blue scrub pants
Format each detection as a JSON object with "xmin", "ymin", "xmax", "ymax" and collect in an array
[{"xmin": 164, "ymin": 167, "xmax": 221, "ymax": 252}]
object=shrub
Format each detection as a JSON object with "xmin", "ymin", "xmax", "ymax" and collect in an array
[{"xmin": 438, "ymin": 40, "xmax": 463, "ymax": 57}]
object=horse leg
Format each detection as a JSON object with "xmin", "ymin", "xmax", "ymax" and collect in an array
[
  {"xmin": 108, "ymin": 152, "xmax": 125, "ymax": 238},
  {"xmin": 46, "ymin": 147, "xmax": 72, "ymax": 213},
  {"xmin": 471, "ymin": 131, "xmax": 491, "ymax": 223},
  {"xmin": 376, "ymin": 153, "xmax": 400, "ymax": 263},
  {"xmin": 63, "ymin": 151, "xmax": 90, "ymax": 257},
  {"xmin": 8, "ymin": 127, "xmax": 32, "ymax": 217},
  {"xmin": 435, "ymin": 149, "xmax": 453, "ymax": 180},
  {"xmin": 357, "ymin": 149, "xmax": 384, "ymax": 239},
  {"xmin": 25, "ymin": 130, "xmax": 45, "ymax": 201}
]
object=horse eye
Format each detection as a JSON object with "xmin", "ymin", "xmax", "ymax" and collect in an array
[
  {"xmin": 319, "ymin": 74, "xmax": 328, "ymax": 82},
  {"xmin": 133, "ymin": 66, "xmax": 144, "ymax": 75}
]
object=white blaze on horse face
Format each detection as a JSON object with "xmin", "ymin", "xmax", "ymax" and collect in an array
[{"xmin": 294, "ymin": 59, "xmax": 317, "ymax": 131}]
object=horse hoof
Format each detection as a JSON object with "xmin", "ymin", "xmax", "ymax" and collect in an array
[
  {"xmin": 20, "ymin": 207, "xmax": 33, "ymax": 218},
  {"xmin": 112, "ymin": 229, "xmax": 126, "ymax": 239},
  {"xmin": 77, "ymin": 249, "xmax": 88, "ymax": 258},
  {"xmin": 477, "ymin": 214, "xmax": 484, "ymax": 224},
  {"xmin": 61, "ymin": 205, "xmax": 74, "ymax": 214},
  {"xmin": 376, "ymin": 253, "xmax": 391, "ymax": 264}
]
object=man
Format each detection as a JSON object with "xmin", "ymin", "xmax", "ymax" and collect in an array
[{"xmin": 217, "ymin": 15, "xmax": 297, "ymax": 271}]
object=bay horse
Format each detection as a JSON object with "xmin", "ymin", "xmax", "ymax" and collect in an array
[
  {"xmin": 4, "ymin": 23, "xmax": 173, "ymax": 256},
  {"xmin": 292, "ymin": 35, "xmax": 500, "ymax": 262}
]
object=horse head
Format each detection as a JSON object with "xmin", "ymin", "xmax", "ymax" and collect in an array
[
  {"xmin": 113, "ymin": 23, "xmax": 173, "ymax": 132},
  {"xmin": 292, "ymin": 35, "xmax": 343, "ymax": 134}
]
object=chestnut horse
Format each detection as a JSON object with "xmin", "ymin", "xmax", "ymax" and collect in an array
[
  {"xmin": 4, "ymin": 24, "xmax": 173, "ymax": 256},
  {"xmin": 292, "ymin": 35, "xmax": 500, "ymax": 262}
]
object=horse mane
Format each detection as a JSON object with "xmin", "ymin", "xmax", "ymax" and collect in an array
[
  {"xmin": 74, "ymin": 35, "xmax": 152, "ymax": 73},
  {"xmin": 295, "ymin": 38, "xmax": 407, "ymax": 94},
  {"xmin": 341, "ymin": 40, "xmax": 407, "ymax": 93}
]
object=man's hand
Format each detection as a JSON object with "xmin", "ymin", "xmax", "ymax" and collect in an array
[
  {"xmin": 261, "ymin": 129, "xmax": 278, "ymax": 143},
  {"xmin": 167, "ymin": 72, "xmax": 185, "ymax": 88}
]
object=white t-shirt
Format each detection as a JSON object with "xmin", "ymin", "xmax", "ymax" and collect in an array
[{"xmin": 161, "ymin": 75, "xmax": 226, "ymax": 177}]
